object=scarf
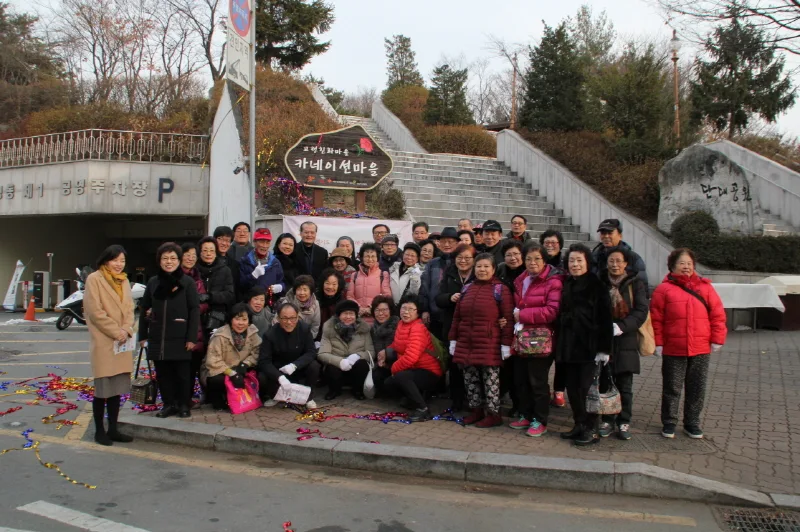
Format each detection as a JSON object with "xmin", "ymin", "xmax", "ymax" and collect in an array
[
  {"xmin": 334, "ymin": 317, "xmax": 358, "ymax": 344},
  {"xmin": 317, "ymin": 287, "xmax": 343, "ymax": 308},
  {"xmin": 608, "ymin": 274, "xmax": 629, "ymax": 319},
  {"xmin": 372, "ymin": 315, "xmax": 399, "ymax": 342},
  {"xmin": 153, "ymin": 268, "xmax": 184, "ymax": 299},
  {"xmin": 293, "ymin": 292, "xmax": 317, "ymax": 312},
  {"xmin": 99, "ymin": 265, "xmax": 127, "ymax": 301},
  {"xmin": 231, "ymin": 329, "xmax": 247, "ymax": 352}
]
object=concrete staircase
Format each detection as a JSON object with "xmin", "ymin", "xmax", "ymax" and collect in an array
[{"xmin": 340, "ymin": 115, "xmax": 591, "ymax": 246}]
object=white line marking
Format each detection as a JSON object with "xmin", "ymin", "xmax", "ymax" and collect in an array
[
  {"xmin": 14, "ymin": 351, "xmax": 89, "ymax": 356},
  {"xmin": 17, "ymin": 501, "xmax": 151, "ymax": 532},
  {"xmin": 0, "ymin": 527, "xmax": 39, "ymax": 532}
]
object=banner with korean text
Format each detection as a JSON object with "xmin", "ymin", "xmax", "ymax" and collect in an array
[{"xmin": 282, "ymin": 216, "xmax": 413, "ymax": 253}]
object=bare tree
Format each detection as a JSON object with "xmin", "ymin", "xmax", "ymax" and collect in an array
[
  {"xmin": 165, "ymin": 0, "xmax": 226, "ymax": 81},
  {"xmin": 340, "ymin": 86, "xmax": 377, "ymax": 117}
]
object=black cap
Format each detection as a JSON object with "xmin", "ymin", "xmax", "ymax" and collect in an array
[
  {"xmin": 482, "ymin": 220, "xmax": 502, "ymax": 232},
  {"xmin": 335, "ymin": 299, "xmax": 360, "ymax": 317},
  {"xmin": 381, "ymin": 234, "xmax": 399, "ymax": 245},
  {"xmin": 597, "ymin": 219, "xmax": 622, "ymax": 232},
  {"xmin": 403, "ymin": 242, "xmax": 421, "ymax": 256},
  {"xmin": 439, "ymin": 227, "xmax": 459, "ymax": 240}
]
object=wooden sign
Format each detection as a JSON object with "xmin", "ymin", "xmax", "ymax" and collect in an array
[{"xmin": 284, "ymin": 125, "xmax": 393, "ymax": 190}]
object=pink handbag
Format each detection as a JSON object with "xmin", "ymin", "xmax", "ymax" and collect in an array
[{"xmin": 225, "ymin": 373, "xmax": 261, "ymax": 415}]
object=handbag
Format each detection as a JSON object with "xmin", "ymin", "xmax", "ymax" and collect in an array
[
  {"xmin": 204, "ymin": 310, "xmax": 226, "ymax": 331},
  {"xmin": 130, "ymin": 346, "xmax": 158, "ymax": 405},
  {"xmin": 512, "ymin": 326, "xmax": 553, "ymax": 357},
  {"xmin": 363, "ymin": 351, "xmax": 376, "ymax": 399},
  {"xmin": 628, "ymin": 285, "xmax": 655, "ymax": 357},
  {"xmin": 586, "ymin": 362, "xmax": 622, "ymax": 415},
  {"xmin": 225, "ymin": 372, "xmax": 261, "ymax": 415}
]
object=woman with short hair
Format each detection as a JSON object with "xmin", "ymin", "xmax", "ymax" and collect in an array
[
  {"xmin": 181, "ymin": 242, "xmax": 209, "ymax": 399},
  {"xmin": 204, "ymin": 302, "xmax": 262, "ymax": 411},
  {"xmin": 317, "ymin": 299, "xmax": 375, "ymax": 400},
  {"xmin": 139, "ymin": 242, "xmax": 200, "ymax": 419},
  {"xmin": 418, "ymin": 239, "xmax": 437, "ymax": 269},
  {"xmin": 273, "ymin": 233, "xmax": 301, "ymax": 289},
  {"xmin": 245, "ymin": 286, "xmax": 273, "ymax": 338},
  {"xmin": 346, "ymin": 243, "xmax": 391, "ymax": 323},
  {"xmin": 389, "ymin": 242, "xmax": 423, "ymax": 304},
  {"xmin": 196, "ymin": 236, "xmax": 235, "ymax": 333},
  {"xmin": 84, "ymin": 245, "xmax": 136, "ymax": 445},
  {"xmin": 282, "ymin": 275, "xmax": 321, "ymax": 338},
  {"xmin": 651, "ymin": 248, "xmax": 727, "ymax": 440},
  {"xmin": 336, "ymin": 236, "xmax": 359, "ymax": 269}
]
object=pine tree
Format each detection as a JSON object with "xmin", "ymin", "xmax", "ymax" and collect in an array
[
  {"xmin": 520, "ymin": 22, "xmax": 585, "ymax": 131},
  {"xmin": 423, "ymin": 64, "xmax": 474, "ymax": 125},
  {"xmin": 384, "ymin": 35, "xmax": 424, "ymax": 90},
  {"xmin": 255, "ymin": 0, "xmax": 334, "ymax": 70},
  {"xmin": 691, "ymin": 14, "xmax": 796, "ymax": 139}
]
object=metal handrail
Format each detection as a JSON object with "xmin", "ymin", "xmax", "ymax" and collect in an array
[{"xmin": 0, "ymin": 129, "xmax": 209, "ymax": 168}]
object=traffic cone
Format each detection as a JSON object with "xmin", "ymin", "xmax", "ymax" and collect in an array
[{"xmin": 23, "ymin": 297, "xmax": 37, "ymax": 322}]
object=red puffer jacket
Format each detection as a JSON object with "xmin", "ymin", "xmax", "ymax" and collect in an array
[
  {"xmin": 513, "ymin": 265, "xmax": 564, "ymax": 327},
  {"xmin": 449, "ymin": 278, "xmax": 514, "ymax": 366},
  {"xmin": 388, "ymin": 319, "xmax": 442, "ymax": 376},
  {"xmin": 650, "ymin": 273, "xmax": 727, "ymax": 357}
]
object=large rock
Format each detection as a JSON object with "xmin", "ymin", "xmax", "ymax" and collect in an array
[{"xmin": 658, "ymin": 145, "xmax": 764, "ymax": 235}]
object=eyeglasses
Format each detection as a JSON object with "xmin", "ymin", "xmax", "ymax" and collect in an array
[
  {"xmin": 374, "ymin": 307, "xmax": 391, "ymax": 313},
  {"xmin": 505, "ymin": 252, "xmax": 522, "ymax": 259},
  {"xmin": 279, "ymin": 316, "xmax": 299, "ymax": 322},
  {"xmin": 234, "ymin": 229, "xmax": 249, "ymax": 234},
  {"xmin": 525, "ymin": 257, "xmax": 544, "ymax": 263},
  {"xmin": 543, "ymin": 240, "xmax": 559, "ymax": 246},
  {"xmin": 511, "ymin": 221, "xmax": 525, "ymax": 226},
  {"xmin": 399, "ymin": 307, "xmax": 418, "ymax": 314},
  {"xmin": 373, "ymin": 230, "xmax": 388, "ymax": 236},
  {"xmin": 456, "ymin": 256, "xmax": 475, "ymax": 262}
]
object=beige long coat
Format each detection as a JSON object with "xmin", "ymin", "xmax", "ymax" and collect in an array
[{"xmin": 84, "ymin": 271, "xmax": 136, "ymax": 379}]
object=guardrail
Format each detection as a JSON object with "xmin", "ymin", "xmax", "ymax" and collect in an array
[
  {"xmin": 371, "ymin": 100, "xmax": 427, "ymax": 154},
  {"xmin": 0, "ymin": 129, "xmax": 209, "ymax": 168}
]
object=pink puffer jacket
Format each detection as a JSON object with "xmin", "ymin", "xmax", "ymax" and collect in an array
[
  {"xmin": 346, "ymin": 264, "xmax": 391, "ymax": 321},
  {"xmin": 513, "ymin": 265, "xmax": 564, "ymax": 327}
]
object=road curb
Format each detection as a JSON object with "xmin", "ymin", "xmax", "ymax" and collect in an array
[{"xmin": 118, "ymin": 412, "xmax": 776, "ymax": 508}]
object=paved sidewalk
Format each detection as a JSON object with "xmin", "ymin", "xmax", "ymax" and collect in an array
[{"xmin": 172, "ymin": 330, "xmax": 800, "ymax": 495}]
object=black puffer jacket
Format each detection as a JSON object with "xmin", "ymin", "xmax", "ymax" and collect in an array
[
  {"xmin": 601, "ymin": 272, "xmax": 649, "ymax": 375},
  {"xmin": 258, "ymin": 321, "xmax": 317, "ymax": 381},
  {"xmin": 139, "ymin": 270, "xmax": 200, "ymax": 362},
  {"xmin": 434, "ymin": 264, "xmax": 473, "ymax": 341},
  {"xmin": 275, "ymin": 250, "xmax": 301, "ymax": 289},
  {"xmin": 197, "ymin": 258, "xmax": 234, "ymax": 326},
  {"xmin": 555, "ymin": 272, "xmax": 613, "ymax": 365}
]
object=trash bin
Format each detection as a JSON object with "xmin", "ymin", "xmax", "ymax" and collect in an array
[{"xmin": 756, "ymin": 276, "xmax": 800, "ymax": 330}]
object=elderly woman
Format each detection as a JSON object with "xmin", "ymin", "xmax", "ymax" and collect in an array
[
  {"xmin": 389, "ymin": 242, "xmax": 423, "ymax": 304},
  {"xmin": 540, "ymin": 230, "xmax": 567, "ymax": 408},
  {"xmin": 509, "ymin": 243, "xmax": 564, "ymax": 437},
  {"xmin": 139, "ymin": 242, "xmax": 200, "ymax": 419},
  {"xmin": 496, "ymin": 240, "xmax": 526, "ymax": 293},
  {"xmin": 336, "ymin": 236, "xmax": 359, "ymax": 268},
  {"xmin": 346, "ymin": 243, "xmax": 391, "ymax": 323},
  {"xmin": 196, "ymin": 237, "xmax": 234, "ymax": 334},
  {"xmin": 651, "ymin": 248, "xmax": 727, "ymax": 440},
  {"xmin": 449, "ymin": 252, "xmax": 514, "ymax": 428},
  {"xmin": 84, "ymin": 245, "xmax": 136, "ymax": 446},
  {"xmin": 370, "ymin": 295, "xmax": 399, "ymax": 357},
  {"xmin": 328, "ymin": 247, "xmax": 356, "ymax": 289},
  {"xmin": 282, "ymin": 275, "xmax": 321, "ymax": 338},
  {"xmin": 317, "ymin": 268, "xmax": 346, "ymax": 340},
  {"xmin": 258, "ymin": 301, "xmax": 320, "ymax": 409},
  {"xmin": 246, "ymin": 286, "xmax": 273, "ymax": 338},
  {"xmin": 457, "ymin": 230, "xmax": 475, "ymax": 246},
  {"xmin": 181, "ymin": 242, "xmax": 208, "ymax": 394},
  {"xmin": 204, "ymin": 303, "xmax": 262, "ymax": 411},
  {"xmin": 418, "ymin": 239, "xmax": 437, "ymax": 269},
  {"xmin": 556, "ymin": 244, "xmax": 613, "ymax": 446},
  {"xmin": 382, "ymin": 295, "xmax": 443, "ymax": 422},
  {"xmin": 273, "ymin": 233, "xmax": 300, "ymax": 289},
  {"xmin": 596, "ymin": 247, "xmax": 650, "ymax": 440},
  {"xmin": 317, "ymin": 299, "xmax": 375, "ymax": 400}
]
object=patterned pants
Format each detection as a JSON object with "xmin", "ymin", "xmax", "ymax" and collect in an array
[
  {"xmin": 661, "ymin": 354, "xmax": 710, "ymax": 427},
  {"xmin": 463, "ymin": 365, "xmax": 501, "ymax": 412}
]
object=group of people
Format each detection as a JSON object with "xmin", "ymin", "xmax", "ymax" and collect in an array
[{"xmin": 83, "ymin": 215, "xmax": 727, "ymax": 448}]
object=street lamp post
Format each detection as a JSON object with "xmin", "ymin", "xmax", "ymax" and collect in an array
[
  {"xmin": 670, "ymin": 29, "xmax": 681, "ymax": 148},
  {"xmin": 510, "ymin": 52, "xmax": 518, "ymax": 130}
]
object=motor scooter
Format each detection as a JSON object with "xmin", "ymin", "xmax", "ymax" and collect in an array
[{"xmin": 55, "ymin": 267, "xmax": 146, "ymax": 330}]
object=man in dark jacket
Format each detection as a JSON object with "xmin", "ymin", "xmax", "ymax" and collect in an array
[
  {"xmin": 379, "ymin": 234, "xmax": 403, "ymax": 271},
  {"xmin": 591, "ymin": 219, "xmax": 647, "ymax": 286},
  {"xmin": 231, "ymin": 221, "xmax": 254, "ymax": 261},
  {"xmin": 479, "ymin": 220, "xmax": 505, "ymax": 264},
  {"xmin": 257, "ymin": 302, "xmax": 320, "ymax": 407},
  {"xmin": 506, "ymin": 215, "xmax": 532, "ymax": 243},
  {"xmin": 214, "ymin": 225, "xmax": 242, "ymax": 300},
  {"xmin": 419, "ymin": 226, "xmax": 459, "ymax": 340},
  {"xmin": 292, "ymin": 221, "xmax": 329, "ymax": 281},
  {"xmin": 239, "ymin": 228, "xmax": 285, "ymax": 297}
]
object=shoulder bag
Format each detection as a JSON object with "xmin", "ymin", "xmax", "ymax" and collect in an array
[
  {"xmin": 130, "ymin": 345, "xmax": 158, "ymax": 405},
  {"xmin": 628, "ymin": 284, "xmax": 655, "ymax": 357},
  {"xmin": 586, "ymin": 362, "xmax": 621, "ymax": 415}
]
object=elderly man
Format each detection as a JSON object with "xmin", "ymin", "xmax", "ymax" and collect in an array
[
  {"xmin": 479, "ymin": 220, "xmax": 505, "ymax": 264},
  {"xmin": 292, "ymin": 221, "xmax": 329, "ymax": 280},
  {"xmin": 458, "ymin": 218, "xmax": 472, "ymax": 232},
  {"xmin": 419, "ymin": 227, "xmax": 459, "ymax": 341},
  {"xmin": 372, "ymin": 224, "xmax": 390, "ymax": 245},
  {"xmin": 473, "ymin": 224, "xmax": 484, "ymax": 246},
  {"xmin": 379, "ymin": 234, "xmax": 403, "ymax": 271},
  {"xmin": 591, "ymin": 219, "xmax": 647, "ymax": 285},
  {"xmin": 239, "ymin": 228, "xmax": 285, "ymax": 295},
  {"xmin": 507, "ymin": 215, "xmax": 532, "ymax": 243},
  {"xmin": 213, "ymin": 225, "xmax": 242, "ymax": 298},
  {"xmin": 231, "ymin": 221, "xmax": 254, "ymax": 261},
  {"xmin": 412, "ymin": 222, "xmax": 430, "ymax": 244}
]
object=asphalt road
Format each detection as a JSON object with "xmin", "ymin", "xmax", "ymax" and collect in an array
[{"xmin": 0, "ymin": 313, "xmax": 729, "ymax": 532}]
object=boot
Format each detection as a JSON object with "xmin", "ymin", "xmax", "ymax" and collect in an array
[
  {"xmin": 462, "ymin": 407, "xmax": 485, "ymax": 425},
  {"xmin": 560, "ymin": 425, "xmax": 583, "ymax": 440},
  {"xmin": 475, "ymin": 410, "xmax": 503, "ymax": 428},
  {"xmin": 106, "ymin": 395, "xmax": 133, "ymax": 443},
  {"xmin": 92, "ymin": 397, "xmax": 112, "ymax": 446}
]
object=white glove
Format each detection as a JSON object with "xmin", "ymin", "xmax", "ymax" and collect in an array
[
  {"xmin": 449, "ymin": 341, "xmax": 456, "ymax": 356},
  {"xmin": 513, "ymin": 322, "xmax": 524, "ymax": 333},
  {"xmin": 339, "ymin": 358, "xmax": 353, "ymax": 371},
  {"xmin": 270, "ymin": 284, "xmax": 283, "ymax": 294},
  {"xmin": 347, "ymin": 354, "xmax": 361, "ymax": 364},
  {"xmin": 711, "ymin": 343, "xmax": 722, "ymax": 353},
  {"xmin": 513, "ymin": 307, "xmax": 520, "ymax": 322},
  {"xmin": 595, "ymin": 353, "xmax": 610, "ymax": 365},
  {"xmin": 655, "ymin": 346, "xmax": 663, "ymax": 356},
  {"xmin": 279, "ymin": 363, "xmax": 296, "ymax": 375},
  {"xmin": 501, "ymin": 345, "xmax": 511, "ymax": 360},
  {"xmin": 251, "ymin": 263, "xmax": 266, "ymax": 279},
  {"xmin": 314, "ymin": 341, "xmax": 321, "ymax": 349},
  {"xmin": 278, "ymin": 375, "xmax": 292, "ymax": 392},
  {"xmin": 613, "ymin": 323, "xmax": 623, "ymax": 337}
]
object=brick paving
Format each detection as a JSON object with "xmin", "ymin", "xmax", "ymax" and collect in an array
[{"xmin": 171, "ymin": 330, "xmax": 800, "ymax": 495}]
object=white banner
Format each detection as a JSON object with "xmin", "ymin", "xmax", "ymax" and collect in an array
[
  {"xmin": 3, "ymin": 260, "xmax": 25, "ymax": 311},
  {"xmin": 282, "ymin": 216, "xmax": 414, "ymax": 253}
]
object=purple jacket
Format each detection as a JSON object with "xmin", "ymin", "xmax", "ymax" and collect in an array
[{"xmin": 513, "ymin": 265, "xmax": 564, "ymax": 327}]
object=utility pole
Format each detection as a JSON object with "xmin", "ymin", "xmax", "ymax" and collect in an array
[
  {"xmin": 249, "ymin": 1, "xmax": 257, "ymax": 231},
  {"xmin": 510, "ymin": 52, "xmax": 518, "ymax": 130}
]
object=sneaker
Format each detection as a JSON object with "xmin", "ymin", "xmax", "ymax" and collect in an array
[
  {"xmin": 618, "ymin": 424, "xmax": 631, "ymax": 440},
  {"xmin": 662, "ymin": 424, "xmax": 676, "ymax": 438},
  {"xmin": 409, "ymin": 407, "xmax": 432, "ymax": 423},
  {"xmin": 509, "ymin": 416, "xmax": 530, "ymax": 430},
  {"xmin": 551, "ymin": 391, "xmax": 566, "ymax": 408},
  {"xmin": 684, "ymin": 426, "xmax": 704, "ymax": 439},
  {"xmin": 263, "ymin": 399, "xmax": 278, "ymax": 407},
  {"xmin": 598, "ymin": 422, "xmax": 613, "ymax": 438},
  {"xmin": 305, "ymin": 400, "xmax": 317, "ymax": 410},
  {"xmin": 526, "ymin": 420, "xmax": 547, "ymax": 438}
]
